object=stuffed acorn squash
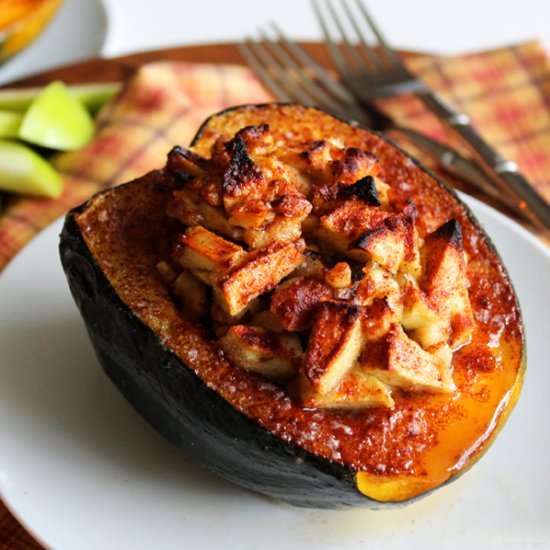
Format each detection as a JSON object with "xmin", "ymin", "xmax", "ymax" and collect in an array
[{"xmin": 60, "ymin": 104, "xmax": 524, "ymax": 508}]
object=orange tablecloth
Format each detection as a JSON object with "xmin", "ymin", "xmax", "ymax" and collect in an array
[{"xmin": 1, "ymin": 41, "xmax": 550, "ymax": 548}]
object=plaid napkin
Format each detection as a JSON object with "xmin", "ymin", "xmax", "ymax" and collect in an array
[{"xmin": 1, "ymin": 40, "xmax": 549, "ymax": 548}]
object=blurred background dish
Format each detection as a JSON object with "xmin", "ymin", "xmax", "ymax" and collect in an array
[
  {"xmin": 0, "ymin": 0, "xmax": 64, "ymax": 64},
  {"xmin": 0, "ymin": 0, "xmax": 108, "ymax": 85}
]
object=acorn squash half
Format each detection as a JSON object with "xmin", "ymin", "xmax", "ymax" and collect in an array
[{"xmin": 59, "ymin": 104, "xmax": 525, "ymax": 508}]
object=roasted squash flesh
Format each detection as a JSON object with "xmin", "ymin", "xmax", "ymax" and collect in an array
[{"xmin": 61, "ymin": 104, "xmax": 524, "ymax": 507}]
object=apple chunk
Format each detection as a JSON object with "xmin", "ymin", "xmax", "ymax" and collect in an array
[
  {"xmin": 220, "ymin": 325, "xmax": 302, "ymax": 380},
  {"xmin": 360, "ymin": 324, "xmax": 455, "ymax": 394},
  {"xmin": 270, "ymin": 275, "xmax": 332, "ymax": 331},
  {"xmin": 216, "ymin": 239, "xmax": 306, "ymax": 316},
  {"xmin": 318, "ymin": 201, "xmax": 389, "ymax": 252},
  {"xmin": 175, "ymin": 225, "xmax": 245, "ymax": 280},
  {"xmin": 18, "ymin": 81, "xmax": 95, "ymax": 151},
  {"xmin": 298, "ymin": 368, "xmax": 394, "ymax": 409},
  {"xmin": 399, "ymin": 274, "xmax": 439, "ymax": 330},
  {"xmin": 171, "ymin": 270, "xmax": 208, "ymax": 320},
  {"xmin": 349, "ymin": 214, "xmax": 420, "ymax": 275},
  {"xmin": 304, "ymin": 301, "xmax": 364, "ymax": 394},
  {"xmin": 419, "ymin": 219, "xmax": 474, "ymax": 349}
]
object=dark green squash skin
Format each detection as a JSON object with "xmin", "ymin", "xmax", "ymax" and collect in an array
[{"xmin": 59, "ymin": 103, "xmax": 524, "ymax": 509}]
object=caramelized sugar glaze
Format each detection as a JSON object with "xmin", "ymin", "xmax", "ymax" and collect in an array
[{"xmin": 74, "ymin": 105, "xmax": 523, "ymax": 501}]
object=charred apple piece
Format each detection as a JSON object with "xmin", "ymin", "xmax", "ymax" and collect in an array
[
  {"xmin": 270, "ymin": 275, "xmax": 332, "ymax": 331},
  {"xmin": 216, "ymin": 239, "xmax": 306, "ymax": 316},
  {"xmin": 167, "ymin": 145, "xmax": 210, "ymax": 177},
  {"xmin": 415, "ymin": 219, "xmax": 474, "ymax": 349},
  {"xmin": 304, "ymin": 301, "xmax": 364, "ymax": 394},
  {"xmin": 338, "ymin": 175, "xmax": 380, "ymax": 205}
]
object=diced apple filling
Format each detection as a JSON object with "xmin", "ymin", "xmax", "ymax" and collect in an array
[
  {"xmin": 171, "ymin": 270, "xmax": 208, "ymax": 320},
  {"xmin": 175, "ymin": 225, "xmax": 245, "ymax": 276},
  {"xmin": 167, "ymin": 145, "xmax": 209, "ymax": 177},
  {"xmin": 251, "ymin": 309, "xmax": 285, "ymax": 333},
  {"xmin": 360, "ymin": 324, "xmax": 455, "ymax": 394},
  {"xmin": 156, "ymin": 260, "xmax": 177, "ymax": 285},
  {"xmin": 399, "ymin": 274, "xmax": 438, "ymax": 330},
  {"xmin": 419, "ymin": 219, "xmax": 474, "ymax": 349},
  {"xmin": 243, "ymin": 211, "xmax": 310, "ymax": 249},
  {"xmin": 216, "ymin": 239, "xmax": 306, "ymax": 316},
  {"xmin": 164, "ymin": 123, "xmax": 475, "ymax": 410},
  {"xmin": 318, "ymin": 202, "xmax": 390, "ymax": 252},
  {"xmin": 175, "ymin": 225, "xmax": 305, "ymax": 317},
  {"xmin": 167, "ymin": 188, "xmax": 241, "ymax": 240},
  {"xmin": 220, "ymin": 325, "xmax": 302, "ymax": 380},
  {"xmin": 371, "ymin": 177, "xmax": 390, "ymax": 205},
  {"xmin": 270, "ymin": 275, "xmax": 332, "ymax": 331},
  {"xmin": 298, "ymin": 368, "xmax": 394, "ymax": 409},
  {"xmin": 355, "ymin": 262, "xmax": 402, "ymax": 310},
  {"xmin": 330, "ymin": 147, "xmax": 380, "ymax": 184},
  {"xmin": 362, "ymin": 298, "xmax": 400, "ymax": 342},
  {"xmin": 324, "ymin": 262, "xmax": 352, "ymax": 289},
  {"xmin": 349, "ymin": 214, "xmax": 420, "ymax": 275},
  {"xmin": 303, "ymin": 302, "xmax": 364, "ymax": 395}
]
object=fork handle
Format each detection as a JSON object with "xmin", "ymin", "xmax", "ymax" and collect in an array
[
  {"xmin": 395, "ymin": 126, "xmax": 521, "ymax": 214},
  {"xmin": 419, "ymin": 91, "xmax": 550, "ymax": 231}
]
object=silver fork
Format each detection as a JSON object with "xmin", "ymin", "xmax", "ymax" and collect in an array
[
  {"xmin": 312, "ymin": 0, "xmax": 550, "ymax": 231},
  {"xmin": 238, "ymin": 26, "xmax": 519, "ymax": 212}
]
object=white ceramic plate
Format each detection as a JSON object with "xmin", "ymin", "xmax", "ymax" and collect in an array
[
  {"xmin": 0, "ymin": 0, "xmax": 108, "ymax": 86},
  {"xmin": 0, "ymin": 196, "xmax": 549, "ymax": 550}
]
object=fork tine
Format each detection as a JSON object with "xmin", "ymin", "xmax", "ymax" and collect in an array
[
  {"xmin": 259, "ymin": 30, "xmax": 346, "ymax": 114},
  {"xmin": 311, "ymin": 0, "xmax": 356, "ymax": 83},
  {"xmin": 269, "ymin": 22, "xmax": 357, "ymax": 107},
  {"xmin": 339, "ymin": 0, "xmax": 383, "ymax": 71},
  {"xmin": 238, "ymin": 41, "xmax": 293, "ymax": 102},
  {"xmin": 245, "ymin": 39, "xmax": 339, "ymax": 110},
  {"xmin": 323, "ymin": 0, "xmax": 371, "ymax": 74},
  {"xmin": 242, "ymin": 33, "xmax": 371, "ymax": 126},
  {"xmin": 247, "ymin": 40, "xmax": 318, "ymax": 105},
  {"xmin": 265, "ymin": 24, "xmax": 374, "ymax": 125},
  {"xmin": 354, "ymin": 0, "xmax": 403, "ymax": 67}
]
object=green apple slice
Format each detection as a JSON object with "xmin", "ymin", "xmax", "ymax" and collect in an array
[
  {"xmin": 18, "ymin": 81, "xmax": 95, "ymax": 151},
  {"xmin": 0, "ymin": 111, "xmax": 23, "ymax": 137},
  {"xmin": 71, "ymin": 82, "xmax": 122, "ymax": 113},
  {"xmin": 0, "ymin": 82, "xmax": 121, "ymax": 113},
  {"xmin": 0, "ymin": 140, "xmax": 63, "ymax": 197}
]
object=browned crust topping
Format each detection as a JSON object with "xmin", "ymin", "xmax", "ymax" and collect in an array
[
  {"xmin": 163, "ymin": 111, "xmax": 478, "ymax": 412},
  {"xmin": 167, "ymin": 145, "xmax": 209, "ymax": 176},
  {"xmin": 217, "ymin": 239, "xmax": 306, "ymax": 316},
  {"xmin": 270, "ymin": 276, "xmax": 332, "ymax": 331},
  {"xmin": 222, "ymin": 136, "xmax": 265, "ymax": 208},
  {"xmin": 331, "ymin": 147, "xmax": 379, "ymax": 183},
  {"xmin": 338, "ymin": 175, "xmax": 380, "ymax": 205},
  {"xmin": 430, "ymin": 218, "xmax": 463, "ymax": 249},
  {"xmin": 304, "ymin": 301, "xmax": 364, "ymax": 393}
]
